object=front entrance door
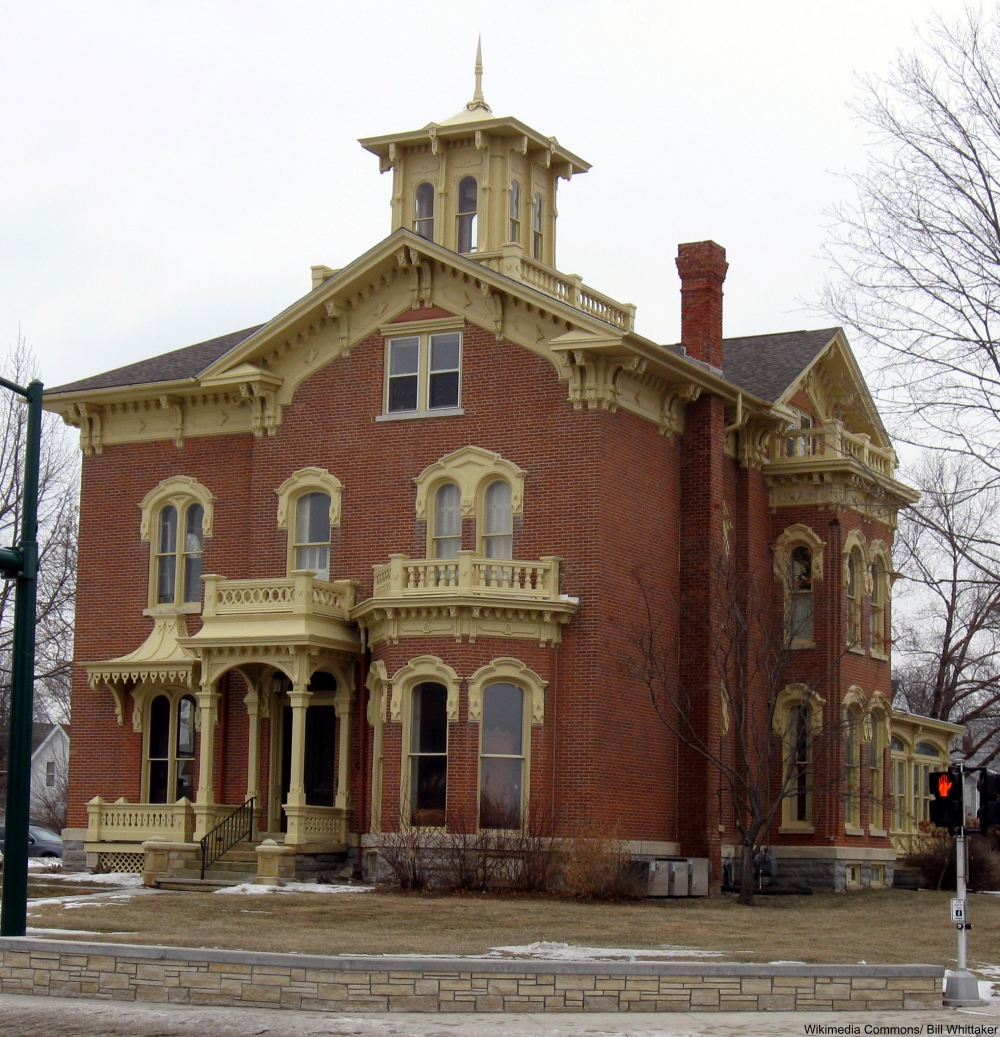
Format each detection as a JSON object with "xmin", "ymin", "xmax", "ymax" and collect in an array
[{"xmin": 278, "ymin": 705, "xmax": 337, "ymax": 830}]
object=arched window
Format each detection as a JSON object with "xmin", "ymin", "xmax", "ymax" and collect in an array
[
  {"xmin": 869, "ymin": 721, "xmax": 884, "ymax": 830},
  {"xmin": 532, "ymin": 193, "xmax": 543, "ymax": 259},
  {"xmin": 870, "ymin": 559, "xmax": 888, "ymax": 655},
  {"xmin": 148, "ymin": 695, "xmax": 171, "ymax": 803},
  {"xmin": 890, "ymin": 737, "xmax": 907, "ymax": 832},
  {"xmin": 176, "ymin": 695, "xmax": 196, "ymax": 801},
  {"xmin": 479, "ymin": 683, "xmax": 524, "ymax": 829},
  {"xmin": 846, "ymin": 551, "xmax": 861, "ymax": 647},
  {"xmin": 845, "ymin": 706, "xmax": 861, "ymax": 829},
  {"xmin": 457, "ymin": 176, "xmax": 478, "ymax": 253},
  {"xmin": 508, "ymin": 180, "xmax": 521, "ymax": 244},
  {"xmin": 913, "ymin": 741, "xmax": 940, "ymax": 824},
  {"xmin": 147, "ymin": 693, "xmax": 197, "ymax": 804},
  {"xmin": 414, "ymin": 182, "xmax": 434, "ymax": 241},
  {"xmin": 789, "ymin": 703, "xmax": 811, "ymax": 823},
  {"xmin": 155, "ymin": 503, "xmax": 205, "ymax": 605},
  {"xmin": 482, "ymin": 480, "xmax": 512, "ymax": 559},
  {"xmin": 788, "ymin": 546, "xmax": 813, "ymax": 643},
  {"xmin": 432, "ymin": 484, "xmax": 462, "ymax": 559},
  {"xmin": 409, "ymin": 682, "xmax": 448, "ymax": 827},
  {"xmin": 293, "ymin": 492, "xmax": 332, "ymax": 581}
]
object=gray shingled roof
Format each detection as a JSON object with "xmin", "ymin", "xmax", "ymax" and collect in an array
[
  {"xmin": 47, "ymin": 326, "xmax": 264, "ymax": 396},
  {"xmin": 722, "ymin": 328, "xmax": 839, "ymax": 402},
  {"xmin": 47, "ymin": 320, "xmax": 839, "ymax": 403}
]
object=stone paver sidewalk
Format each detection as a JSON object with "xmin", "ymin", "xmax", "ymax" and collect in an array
[{"xmin": 2, "ymin": 992, "xmax": 999, "ymax": 1037}]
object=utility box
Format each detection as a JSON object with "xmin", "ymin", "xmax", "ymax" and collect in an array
[{"xmin": 645, "ymin": 857, "xmax": 709, "ymax": 898}]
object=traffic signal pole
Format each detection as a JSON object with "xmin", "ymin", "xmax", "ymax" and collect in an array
[
  {"xmin": 944, "ymin": 764, "xmax": 981, "ymax": 1007},
  {"xmin": 0, "ymin": 376, "xmax": 42, "ymax": 938}
]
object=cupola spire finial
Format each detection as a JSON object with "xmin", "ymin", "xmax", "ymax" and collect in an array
[{"xmin": 466, "ymin": 35, "xmax": 492, "ymax": 113}]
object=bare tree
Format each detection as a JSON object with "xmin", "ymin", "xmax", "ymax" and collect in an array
[
  {"xmin": 31, "ymin": 755, "xmax": 68, "ymax": 834},
  {"xmin": 893, "ymin": 453, "xmax": 1000, "ymax": 761},
  {"xmin": 822, "ymin": 5, "xmax": 1000, "ymax": 477},
  {"xmin": 0, "ymin": 333, "xmax": 78, "ymax": 801},
  {"xmin": 630, "ymin": 560, "xmax": 847, "ymax": 906}
]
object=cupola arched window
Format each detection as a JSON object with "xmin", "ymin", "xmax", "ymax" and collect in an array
[
  {"xmin": 508, "ymin": 180, "xmax": 521, "ymax": 244},
  {"xmin": 532, "ymin": 193, "xmax": 543, "ymax": 260},
  {"xmin": 414, "ymin": 182, "xmax": 434, "ymax": 241},
  {"xmin": 457, "ymin": 176, "xmax": 478, "ymax": 253},
  {"xmin": 432, "ymin": 483, "xmax": 462, "ymax": 559}
]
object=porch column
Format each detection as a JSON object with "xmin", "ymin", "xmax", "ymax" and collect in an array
[
  {"xmin": 243, "ymin": 684, "xmax": 264, "ymax": 838},
  {"xmin": 334, "ymin": 688, "xmax": 353, "ymax": 811},
  {"xmin": 283, "ymin": 684, "xmax": 312, "ymax": 845},
  {"xmin": 194, "ymin": 680, "xmax": 220, "ymax": 840}
]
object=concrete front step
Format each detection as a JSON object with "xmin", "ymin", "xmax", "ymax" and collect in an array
[
  {"xmin": 155, "ymin": 878, "xmax": 244, "ymax": 892},
  {"xmin": 169, "ymin": 870, "xmax": 257, "ymax": 883}
]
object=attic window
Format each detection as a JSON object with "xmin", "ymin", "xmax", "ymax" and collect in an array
[{"xmin": 384, "ymin": 332, "xmax": 463, "ymax": 418}]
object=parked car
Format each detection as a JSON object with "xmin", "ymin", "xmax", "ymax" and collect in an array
[{"xmin": 0, "ymin": 825, "xmax": 63, "ymax": 857}]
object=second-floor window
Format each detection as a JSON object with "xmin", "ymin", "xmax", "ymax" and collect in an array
[
  {"xmin": 293, "ymin": 492, "xmax": 332, "ymax": 580},
  {"xmin": 846, "ymin": 551, "xmax": 862, "ymax": 647},
  {"xmin": 788, "ymin": 546, "xmax": 813, "ymax": 643},
  {"xmin": 432, "ymin": 483, "xmax": 462, "ymax": 559},
  {"xmin": 457, "ymin": 176, "xmax": 478, "ymax": 253},
  {"xmin": 386, "ymin": 332, "xmax": 462, "ymax": 415},
  {"xmin": 481, "ymin": 480, "xmax": 513, "ymax": 559},
  {"xmin": 156, "ymin": 503, "xmax": 204, "ymax": 605},
  {"xmin": 414, "ymin": 182, "xmax": 434, "ymax": 241}
]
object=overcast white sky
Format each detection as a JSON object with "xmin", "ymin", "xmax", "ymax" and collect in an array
[{"xmin": 0, "ymin": 0, "xmax": 973, "ymax": 388}]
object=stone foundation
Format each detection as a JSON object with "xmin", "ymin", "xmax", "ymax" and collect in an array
[{"xmin": 0, "ymin": 938, "xmax": 942, "ymax": 1013}]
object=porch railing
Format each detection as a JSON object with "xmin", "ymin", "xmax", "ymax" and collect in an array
[
  {"xmin": 200, "ymin": 797, "xmax": 255, "ymax": 879},
  {"xmin": 371, "ymin": 552, "xmax": 562, "ymax": 601},
  {"xmin": 85, "ymin": 796, "xmax": 195, "ymax": 844}
]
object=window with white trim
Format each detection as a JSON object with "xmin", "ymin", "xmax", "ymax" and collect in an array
[
  {"xmin": 481, "ymin": 480, "xmax": 513, "ymax": 559},
  {"xmin": 293, "ymin": 492, "xmax": 332, "ymax": 580},
  {"xmin": 45, "ymin": 761, "xmax": 56, "ymax": 787},
  {"xmin": 532, "ymin": 193, "xmax": 543, "ymax": 260},
  {"xmin": 457, "ymin": 176, "xmax": 478, "ymax": 253},
  {"xmin": 479, "ymin": 683, "xmax": 525, "ymax": 829},
  {"xmin": 155, "ymin": 503, "xmax": 204, "ymax": 605},
  {"xmin": 846, "ymin": 550, "xmax": 862, "ymax": 648},
  {"xmin": 408, "ymin": 682, "xmax": 448, "ymax": 827},
  {"xmin": 146, "ymin": 693, "xmax": 197, "ymax": 804},
  {"xmin": 508, "ymin": 180, "xmax": 521, "ymax": 244},
  {"xmin": 845, "ymin": 706, "xmax": 861, "ymax": 829},
  {"xmin": 432, "ymin": 483, "xmax": 462, "ymax": 559},
  {"xmin": 414, "ymin": 182, "xmax": 434, "ymax": 241},
  {"xmin": 385, "ymin": 332, "xmax": 462, "ymax": 415},
  {"xmin": 788, "ymin": 546, "xmax": 814, "ymax": 643}
]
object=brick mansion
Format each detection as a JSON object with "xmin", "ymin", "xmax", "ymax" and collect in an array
[{"xmin": 47, "ymin": 59, "xmax": 959, "ymax": 890}]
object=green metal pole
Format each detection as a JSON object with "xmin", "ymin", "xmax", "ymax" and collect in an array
[{"xmin": 1, "ymin": 379, "xmax": 42, "ymax": 937}]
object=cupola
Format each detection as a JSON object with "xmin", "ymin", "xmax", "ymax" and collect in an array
[{"xmin": 359, "ymin": 41, "xmax": 590, "ymax": 267}]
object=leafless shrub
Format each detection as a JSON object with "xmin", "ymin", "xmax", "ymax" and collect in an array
[
  {"xmin": 560, "ymin": 824, "xmax": 643, "ymax": 900},
  {"xmin": 902, "ymin": 823, "xmax": 1000, "ymax": 891},
  {"xmin": 377, "ymin": 827, "xmax": 440, "ymax": 891}
]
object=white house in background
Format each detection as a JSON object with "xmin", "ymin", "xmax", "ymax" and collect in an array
[{"xmin": 29, "ymin": 722, "xmax": 70, "ymax": 829}]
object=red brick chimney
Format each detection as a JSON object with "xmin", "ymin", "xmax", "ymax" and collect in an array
[{"xmin": 675, "ymin": 241, "xmax": 728, "ymax": 370}]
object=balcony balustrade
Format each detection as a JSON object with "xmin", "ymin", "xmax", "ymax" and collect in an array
[
  {"xmin": 371, "ymin": 551, "xmax": 563, "ymax": 601},
  {"xmin": 768, "ymin": 420, "xmax": 897, "ymax": 479}
]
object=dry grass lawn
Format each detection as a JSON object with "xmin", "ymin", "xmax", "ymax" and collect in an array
[{"xmin": 23, "ymin": 882, "xmax": 1000, "ymax": 970}]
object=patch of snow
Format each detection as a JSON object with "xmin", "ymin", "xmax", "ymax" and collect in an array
[
  {"xmin": 47, "ymin": 872, "xmax": 144, "ymax": 886},
  {"xmin": 26, "ymin": 858, "xmax": 62, "ymax": 873},
  {"xmin": 213, "ymin": 881, "xmax": 371, "ymax": 895},
  {"xmin": 769, "ymin": 960, "xmax": 807, "ymax": 964},
  {"xmin": 484, "ymin": 941, "xmax": 723, "ymax": 961},
  {"xmin": 26, "ymin": 927, "xmax": 139, "ymax": 937}
]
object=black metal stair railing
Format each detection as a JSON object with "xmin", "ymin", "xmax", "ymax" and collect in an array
[{"xmin": 200, "ymin": 797, "xmax": 255, "ymax": 880}]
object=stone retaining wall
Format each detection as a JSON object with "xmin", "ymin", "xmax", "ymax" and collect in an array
[{"xmin": 0, "ymin": 938, "xmax": 943, "ymax": 1013}]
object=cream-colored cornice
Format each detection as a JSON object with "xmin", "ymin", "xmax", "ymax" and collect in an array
[
  {"xmin": 43, "ymin": 229, "xmax": 806, "ymax": 451},
  {"xmin": 359, "ymin": 116, "xmax": 590, "ymax": 176}
]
